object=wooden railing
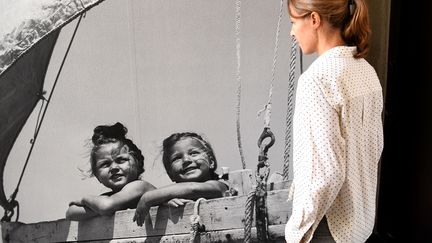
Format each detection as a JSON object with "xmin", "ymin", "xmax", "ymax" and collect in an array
[{"xmin": 1, "ymin": 170, "xmax": 292, "ymax": 243}]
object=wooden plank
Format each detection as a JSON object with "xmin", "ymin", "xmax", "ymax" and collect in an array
[
  {"xmin": 0, "ymin": 222, "xmax": 22, "ymax": 243},
  {"xmin": 89, "ymin": 224, "xmax": 287, "ymax": 243},
  {"xmin": 228, "ymin": 169, "xmax": 292, "ymax": 194},
  {"xmin": 227, "ymin": 169, "xmax": 253, "ymax": 196},
  {"xmin": 268, "ymin": 180, "xmax": 291, "ymax": 191},
  {"xmin": 2, "ymin": 189, "xmax": 291, "ymax": 242}
]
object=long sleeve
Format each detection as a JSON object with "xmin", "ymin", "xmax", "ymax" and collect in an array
[
  {"xmin": 285, "ymin": 46, "xmax": 383, "ymax": 243},
  {"xmin": 285, "ymin": 75, "xmax": 346, "ymax": 243}
]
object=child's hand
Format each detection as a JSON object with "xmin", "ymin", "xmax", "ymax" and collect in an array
[
  {"xmin": 133, "ymin": 195, "xmax": 150, "ymax": 227},
  {"xmin": 165, "ymin": 198, "xmax": 193, "ymax": 208},
  {"xmin": 68, "ymin": 199, "xmax": 84, "ymax": 207}
]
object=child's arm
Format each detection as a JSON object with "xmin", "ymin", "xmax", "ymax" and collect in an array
[
  {"xmin": 66, "ymin": 180, "xmax": 156, "ymax": 220},
  {"xmin": 66, "ymin": 204, "xmax": 98, "ymax": 221},
  {"xmin": 83, "ymin": 180, "xmax": 156, "ymax": 215},
  {"xmin": 133, "ymin": 180, "xmax": 227, "ymax": 226},
  {"xmin": 165, "ymin": 198, "xmax": 194, "ymax": 207}
]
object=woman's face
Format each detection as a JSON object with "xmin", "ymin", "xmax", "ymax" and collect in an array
[
  {"xmin": 167, "ymin": 137, "xmax": 214, "ymax": 183},
  {"xmin": 93, "ymin": 142, "xmax": 139, "ymax": 191},
  {"xmin": 288, "ymin": 3, "xmax": 317, "ymax": 54}
]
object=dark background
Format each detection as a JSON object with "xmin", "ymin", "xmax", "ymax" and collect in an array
[{"xmin": 370, "ymin": 1, "xmax": 432, "ymax": 242}]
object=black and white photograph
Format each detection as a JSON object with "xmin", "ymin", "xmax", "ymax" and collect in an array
[{"xmin": 0, "ymin": 0, "xmax": 430, "ymax": 242}]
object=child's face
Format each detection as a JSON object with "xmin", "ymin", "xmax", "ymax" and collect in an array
[
  {"xmin": 168, "ymin": 137, "xmax": 214, "ymax": 183},
  {"xmin": 93, "ymin": 142, "xmax": 139, "ymax": 192}
]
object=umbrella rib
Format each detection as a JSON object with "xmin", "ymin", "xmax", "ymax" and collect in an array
[{"xmin": 9, "ymin": 14, "xmax": 85, "ymax": 216}]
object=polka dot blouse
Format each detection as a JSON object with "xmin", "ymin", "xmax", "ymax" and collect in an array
[{"xmin": 285, "ymin": 46, "xmax": 384, "ymax": 243}]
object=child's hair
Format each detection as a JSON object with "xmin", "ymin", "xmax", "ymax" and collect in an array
[
  {"xmin": 162, "ymin": 132, "xmax": 218, "ymax": 181},
  {"xmin": 89, "ymin": 122, "xmax": 145, "ymax": 177},
  {"xmin": 288, "ymin": 0, "xmax": 370, "ymax": 58}
]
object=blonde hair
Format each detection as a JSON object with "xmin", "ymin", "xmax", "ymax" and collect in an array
[{"xmin": 288, "ymin": 0, "xmax": 370, "ymax": 58}]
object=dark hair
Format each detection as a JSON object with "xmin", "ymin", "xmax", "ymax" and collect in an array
[
  {"xmin": 288, "ymin": 0, "xmax": 370, "ymax": 58},
  {"xmin": 162, "ymin": 132, "xmax": 218, "ymax": 182},
  {"xmin": 89, "ymin": 122, "xmax": 144, "ymax": 176}
]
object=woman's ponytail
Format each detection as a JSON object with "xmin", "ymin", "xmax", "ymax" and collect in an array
[{"xmin": 342, "ymin": 0, "xmax": 371, "ymax": 58}]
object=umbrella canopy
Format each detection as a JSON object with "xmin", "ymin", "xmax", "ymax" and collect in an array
[{"xmin": 0, "ymin": 0, "xmax": 105, "ymax": 213}]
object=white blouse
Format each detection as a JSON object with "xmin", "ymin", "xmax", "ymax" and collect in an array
[{"xmin": 285, "ymin": 46, "xmax": 384, "ymax": 243}]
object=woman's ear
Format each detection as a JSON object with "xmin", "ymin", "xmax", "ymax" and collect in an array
[{"xmin": 310, "ymin": 11, "xmax": 321, "ymax": 29}]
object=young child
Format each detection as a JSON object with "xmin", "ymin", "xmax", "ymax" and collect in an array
[
  {"xmin": 133, "ymin": 132, "xmax": 228, "ymax": 226},
  {"xmin": 66, "ymin": 122, "xmax": 156, "ymax": 221}
]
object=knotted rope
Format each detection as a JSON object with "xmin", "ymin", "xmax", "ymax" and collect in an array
[
  {"xmin": 253, "ymin": 2, "xmax": 284, "ymax": 237},
  {"xmin": 243, "ymin": 1, "xmax": 284, "ymax": 242},
  {"xmin": 244, "ymin": 185, "xmax": 257, "ymax": 243},
  {"xmin": 283, "ymin": 36, "xmax": 298, "ymax": 181},
  {"xmin": 257, "ymin": 0, "xmax": 285, "ymax": 128},
  {"xmin": 234, "ymin": 0, "xmax": 246, "ymax": 169},
  {"xmin": 243, "ymin": 127, "xmax": 275, "ymax": 243},
  {"xmin": 189, "ymin": 198, "xmax": 206, "ymax": 243}
]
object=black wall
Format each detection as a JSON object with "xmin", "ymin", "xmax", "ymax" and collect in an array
[{"xmin": 373, "ymin": 1, "xmax": 432, "ymax": 242}]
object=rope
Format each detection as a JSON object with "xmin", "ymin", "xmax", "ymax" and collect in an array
[
  {"xmin": 244, "ymin": 185, "xmax": 257, "ymax": 243},
  {"xmin": 257, "ymin": 0, "xmax": 285, "ymax": 128},
  {"xmin": 189, "ymin": 198, "xmax": 206, "ymax": 243},
  {"xmin": 283, "ymin": 36, "xmax": 298, "ymax": 181},
  {"xmin": 255, "ymin": 182, "xmax": 269, "ymax": 241},
  {"xmin": 234, "ymin": 0, "xmax": 246, "ymax": 169},
  {"xmin": 299, "ymin": 48, "xmax": 303, "ymax": 74},
  {"xmin": 245, "ymin": 2, "xmax": 284, "ymax": 240},
  {"xmin": 255, "ymin": 150, "xmax": 271, "ymax": 242},
  {"xmin": 1, "ymin": 14, "xmax": 84, "ymax": 222}
]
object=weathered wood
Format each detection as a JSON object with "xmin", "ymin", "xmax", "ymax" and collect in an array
[
  {"xmin": 228, "ymin": 169, "xmax": 291, "ymax": 194},
  {"xmin": 0, "ymin": 222, "xmax": 22, "ymax": 243},
  {"xmin": 268, "ymin": 180, "xmax": 291, "ymax": 191},
  {"xmin": 2, "ymin": 189, "xmax": 291, "ymax": 242},
  {"xmin": 89, "ymin": 224, "xmax": 286, "ymax": 243},
  {"xmin": 227, "ymin": 169, "xmax": 253, "ymax": 196}
]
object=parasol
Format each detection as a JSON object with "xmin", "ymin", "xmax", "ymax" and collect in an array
[{"xmin": 0, "ymin": 0, "xmax": 106, "ymax": 218}]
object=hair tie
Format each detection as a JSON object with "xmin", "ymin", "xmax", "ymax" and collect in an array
[{"xmin": 349, "ymin": 0, "xmax": 355, "ymax": 15}]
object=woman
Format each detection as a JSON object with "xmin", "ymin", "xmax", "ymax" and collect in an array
[{"xmin": 285, "ymin": 0, "xmax": 384, "ymax": 242}]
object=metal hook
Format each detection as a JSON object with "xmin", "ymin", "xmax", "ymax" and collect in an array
[{"xmin": 257, "ymin": 127, "xmax": 275, "ymax": 155}]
